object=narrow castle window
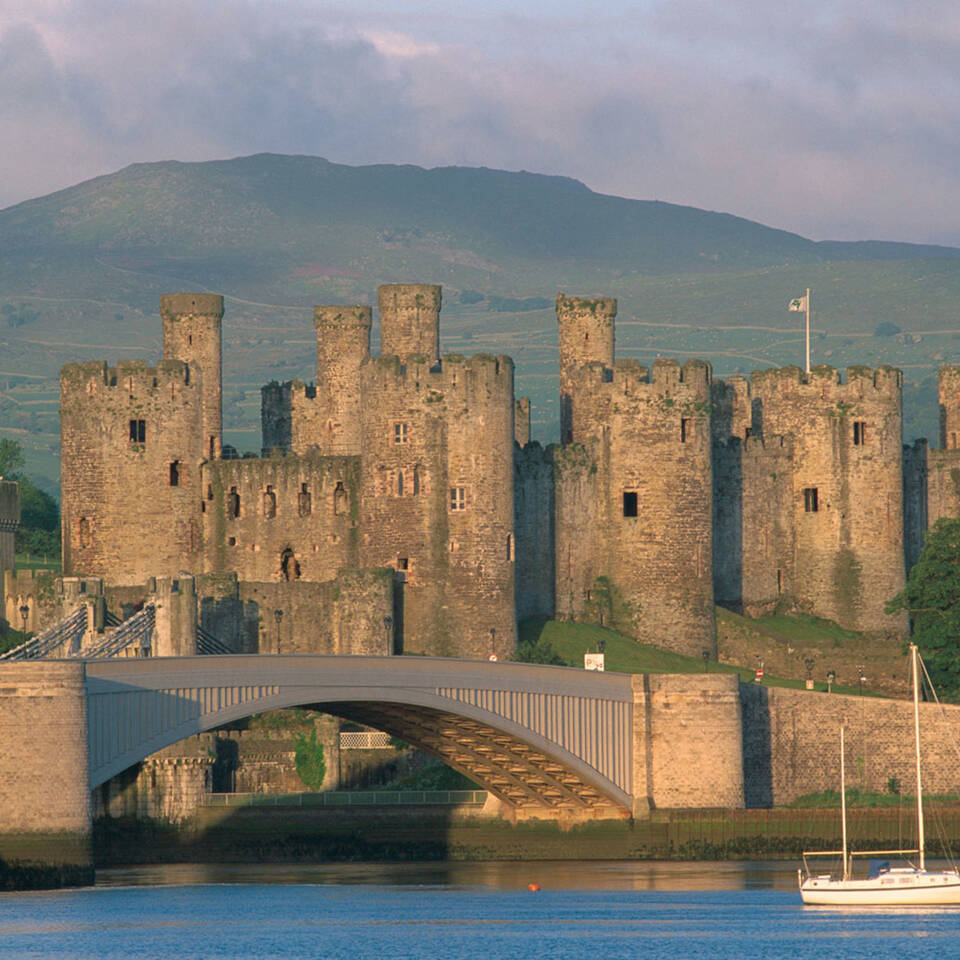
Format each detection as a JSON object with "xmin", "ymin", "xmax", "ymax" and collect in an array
[
  {"xmin": 623, "ymin": 491, "xmax": 638, "ymax": 517},
  {"xmin": 333, "ymin": 481, "xmax": 347, "ymax": 516},
  {"xmin": 207, "ymin": 485, "xmax": 214, "ymax": 500},
  {"xmin": 681, "ymin": 418, "xmax": 692, "ymax": 443},
  {"xmin": 397, "ymin": 471, "xmax": 404, "ymax": 497},
  {"xmin": 413, "ymin": 466, "xmax": 421, "ymax": 496},
  {"xmin": 951, "ymin": 432, "xmax": 959, "ymax": 450},
  {"xmin": 228, "ymin": 486, "xmax": 241, "ymax": 519},
  {"xmin": 280, "ymin": 547, "xmax": 301, "ymax": 581},
  {"xmin": 263, "ymin": 485, "xmax": 277, "ymax": 518},
  {"xmin": 507, "ymin": 534, "xmax": 515, "ymax": 562},
  {"xmin": 78, "ymin": 517, "xmax": 91, "ymax": 549},
  {"xmin": 803, "ymin": 487, "xmax": 819, "ymax": 513},
  {"xmin": 777, "ymin": 569, "xmax": 783, "ymax": 593},
  {"xmin": 298, "ymin": 482, "xmax": 312, "ymax": 517},
  {"xmin": 228, "ymin": 536, "xmax": 237, "ymax": 547},
  {"xmin": 169, "ymin": 461, "xmax": 180, "ymax": 486},
  {"xmin": 853, "ymin": 421, "xmax": 867, "ymax": 445},
  {"xmin": 450, "ymin": 486, "xmax": 467, "ymax": 511},
  {"xmin": 397, "ymin": 556, "xmax": 410, "ymax": 571},
  {"xmin": 394, "ymin": 422, "xmax": 408, "ymax": 444},
  {"xmin": 129, "ymin": 419, "xmax": 146, "ymax": 443}
]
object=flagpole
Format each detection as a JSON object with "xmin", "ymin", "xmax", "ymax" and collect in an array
[{"xmin": 805, "ymin": 287, "xmax": 811, "ymax": 374}]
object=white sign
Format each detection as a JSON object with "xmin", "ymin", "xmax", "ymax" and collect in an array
[{"xmin": 584, "ymin": 653, "xmax": 605, "ymax": 672}]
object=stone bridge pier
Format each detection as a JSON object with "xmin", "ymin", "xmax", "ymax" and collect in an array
[{"xmin": 0, "ymin": 657, "xmax": 746, "ymax": 877}]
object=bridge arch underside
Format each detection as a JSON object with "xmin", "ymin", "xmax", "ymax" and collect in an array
[{"xmin": 318, "ymin": 700, "xmax": 629, "ymax": 819}]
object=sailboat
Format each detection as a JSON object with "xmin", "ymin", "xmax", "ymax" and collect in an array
[{"xmin": 798, "ymin": 644, "xmax": 960, "ymax": 905}]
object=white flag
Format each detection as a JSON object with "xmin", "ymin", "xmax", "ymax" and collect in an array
[{"xmin": 788, "ymin": 295, "xmax": 807, "ymax": 312}]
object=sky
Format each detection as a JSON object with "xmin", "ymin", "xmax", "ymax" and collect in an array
[{"xmin": 1, "ymin": 0, "xmax": 959, "ymax": 244}]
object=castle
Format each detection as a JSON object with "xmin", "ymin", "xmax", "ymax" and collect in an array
[{"xmin": 6, "ymin": 285, "xmax": 960, "ymax": 658}]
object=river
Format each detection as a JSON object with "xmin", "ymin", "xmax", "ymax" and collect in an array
[{"xmin": 2, "ymin": 861, "xmax": 959, "ymax": 959}]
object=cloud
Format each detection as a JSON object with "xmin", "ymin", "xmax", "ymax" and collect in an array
[{"xmin": 1, "ymin": 0, "xmax": 959, "ymax": 243}]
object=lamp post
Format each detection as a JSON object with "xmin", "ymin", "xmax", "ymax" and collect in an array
[
  {"xmin": 274, "ymin": 608, "xmax": 283, "ymax": 654},
  {"xmin": 826, "ymin": 670, "xmax": 836, "ymax": 694},
  {"xmin": 804, "ymin": 657, "xmax": 815, "ymax": 690},
  {"xmin": 488, "ymin": 628, "xmax": 497, "ymax": 661},
  {"xmin": 858, "ymin": 666, "xmax": 866, "ymax": 697},
  {"xmin": 702, "ymin": 649, "xmax": 710, "ymax": 672},
  {"xmin": 384, "ymin": 615, "xmax": 393, "ymax": 653}
]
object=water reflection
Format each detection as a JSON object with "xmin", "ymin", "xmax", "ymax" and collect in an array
[{"xmin": 96, "ymin": 859, "xmax": 806, "ymax": 891}]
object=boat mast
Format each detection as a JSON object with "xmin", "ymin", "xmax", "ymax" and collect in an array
[
  {"xmin": 912, "ymin": 643, "xmax": 925, "ymax": 870},
  {"xmin": 841, "ymin": 724, "xmax": 849, "ymax": 880}
]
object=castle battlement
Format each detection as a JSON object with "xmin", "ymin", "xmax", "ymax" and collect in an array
[
  {"xmin": 750, "ymin": 363, "xmax": 902, "ymax": 400},
  {"xmin": 362, "ymin": 353, "xmax": 513, "ymax": 397},
  {"xmin": 159, "ymin": 293, "xmax": 224, "ymax": 323},
  {"xmin": 570, "ymin": 356, "xmax": 710, "ymax": 403},
  {"xmin": 61, "ymin": 359, "xmax": 196, "ymax": 397},
  {"xmin": 314, "ymin": 305, "xmax": 372, "ymax": 331}
]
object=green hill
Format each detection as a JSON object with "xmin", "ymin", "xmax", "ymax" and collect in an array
[{"xmin": 2, "ymin": 154, "xmax": 959, "ymax": 490}]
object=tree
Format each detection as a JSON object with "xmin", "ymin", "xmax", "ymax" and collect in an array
[
  {"xmin": 511, "ymin": 636, "xmax": 567, "ymax": 666},
  {"xmin": 887, "ymin": 517, "xmax": 960, "ymax": 697},
  {"xmin": 0, "ymin": 438, "xmax": 24, "ymax": 478},
  {"xmin": 293, "ymin": 727, "xmax": 326, "ymax": 790}
]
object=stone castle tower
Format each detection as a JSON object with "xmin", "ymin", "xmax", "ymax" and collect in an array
[
  {"xmin": 713, "ymin": 365, "xmax": 908, "ymax": 635},
  {"xmin": 551, "ymin": 294, "xmax": 716, "ymax": 657}
]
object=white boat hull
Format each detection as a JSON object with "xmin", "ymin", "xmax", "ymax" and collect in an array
[{"xmin": 800, "ymin": 871, "xmax": 960, "ymax": 905}]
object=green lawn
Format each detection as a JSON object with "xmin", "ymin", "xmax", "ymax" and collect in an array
[
  {"xmin": 718, "ymin": 608, "xmax": 865, "ymax": 648},
  {"xmin": 14, "ymin": 553, "xmax": 60, "ymax": 572},
  {"xmin": 519, "ymin": 617, "xmax": 868, "ymax": 694}
]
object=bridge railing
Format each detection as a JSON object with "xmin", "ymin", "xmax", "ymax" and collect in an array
[
  {"xmin": 76, "ymin": 604, "xmax": 155, "ymax": 659},
  {"xmin": 204, "ymin": 790, "xmax": 488, "ymax": 808},
  {"xmin": 339, "ymin": 731, "xmax": 394, "ymax": 750},
  {"xmin": 0, "ymin": 606, "xmax": 87, "ymax": 660}
]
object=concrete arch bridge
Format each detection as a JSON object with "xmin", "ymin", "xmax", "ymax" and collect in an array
[{"xmin": 1, "ymin": 656, "xmax": 746, "ymax": 837}]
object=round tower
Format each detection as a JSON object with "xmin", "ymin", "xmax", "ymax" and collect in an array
[
  {"xmin": 161, "ymin": 293, "xmax": 224, "ymax": 460},
  {"xmin": 378, "ymin": 284, "xmax": 441, "ymax": 363},
  {"xmin": 939, "ymin": 365, "xmax": 960, "ymax": 449},
  {"xmin": 556, "ymin": 293, "xmax": 616, "ymax": 443},
  {"xmin": 315, "ymin": 305, "xmax": 372, "ymax": 454}
]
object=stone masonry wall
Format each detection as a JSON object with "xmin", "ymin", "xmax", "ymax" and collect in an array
[
  {"xmin": 714, "ymin": 436, "xmax": 795, "ymax": 616},
  {"xmin": 0, "ymin": 479, "xmax": 19, "ymax": 629},
  {"xmin": 239, "ymin": 569, "xmax": 394, "ymax": 655},
  {"xmin": 60, "ymin": 360, "xmax": 205, "ymax": 582},
  {"xmin": 0, "ymin": 661, "xmax": 91, "ymax": 833},
  {"xmin": 742, "ymin": 684, "xmax": 960, "ymax": 807},
  {"xmin": 201, "ymin": 452, "xmax": 361, "ymax": 583},
  {"xmin": 513, "ymin": 443, "xmax": 555, "ymax": 622},
  {"xmin": 632, "ymin": 673, "xmax": 744, "ymax": 812}
]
